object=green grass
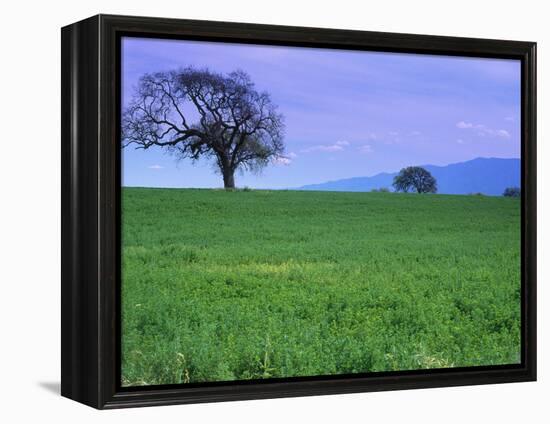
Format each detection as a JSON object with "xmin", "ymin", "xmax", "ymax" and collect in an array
[{"xmin": 121, "ymin": 188, "xmax": 521, "ymax": 386}]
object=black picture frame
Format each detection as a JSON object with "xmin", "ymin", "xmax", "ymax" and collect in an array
[{"xmin": 61, "ymin": 14, "xmax": 537, "ymax": 409}]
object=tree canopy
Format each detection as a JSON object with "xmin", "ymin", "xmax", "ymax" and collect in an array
[
  {"xmin": 503, "ymin": 187, "xmax": 520, "ymax": 197},
  {"xmin": 122, "ymin": 67, "xmax": 285, "ymax": 188},
  {"xmin": 392, "ymin": 166, "xmax": 437, "ymax": 194}
]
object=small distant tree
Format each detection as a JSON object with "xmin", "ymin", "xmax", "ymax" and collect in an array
[
  {"xmin": 503, "ymin": 187, "xmax": 521, "ymax": 198},
  {"xmin": 393, "ymin": 166, "xmax": 437, "ymax": 194}
]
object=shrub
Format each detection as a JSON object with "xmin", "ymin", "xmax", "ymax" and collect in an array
[{"xmin": 503, "ymin": 187, "xmax": 520, "ymax": 198}]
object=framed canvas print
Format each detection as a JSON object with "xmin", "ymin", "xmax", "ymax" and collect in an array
[{"xmin": 61, "ymin": 14, "xmax": 536, "ymax": 409}]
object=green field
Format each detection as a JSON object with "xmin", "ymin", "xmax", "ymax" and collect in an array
[{"xmin": 121, "ymin": 187, "xmax": 521, "ymax": 386}]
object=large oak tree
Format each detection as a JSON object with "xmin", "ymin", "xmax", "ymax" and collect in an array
[{"xmin": 122, "ymin": 67, "xmax": 285, "ymax": 189}]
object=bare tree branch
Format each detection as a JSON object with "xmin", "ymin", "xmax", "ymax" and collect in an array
[{"xmin": 122, "ymin": 67, "xmax": 285, "ymax": 188}]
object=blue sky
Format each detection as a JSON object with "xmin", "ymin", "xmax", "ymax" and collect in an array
[{"xmin": 122, "ymin": 37, "xmax": 521, "ymax": 189}]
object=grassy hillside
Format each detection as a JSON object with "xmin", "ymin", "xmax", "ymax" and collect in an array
[{"xmin": 121, "ymin": 188, "xmax": 521, "ymax": 386}]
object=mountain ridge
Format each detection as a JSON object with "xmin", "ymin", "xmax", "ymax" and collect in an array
[{"xmin": 297, "ymin": 157, "xmax": 520, "ymax": 196}]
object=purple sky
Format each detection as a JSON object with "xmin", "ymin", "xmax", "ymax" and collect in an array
[{"xmin": 122, "ymin": 37, "xmax": 521, "ymax": 189}]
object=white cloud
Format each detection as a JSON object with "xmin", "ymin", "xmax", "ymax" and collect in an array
[
  {"xmin": 388, "ymin": 131, "xmax": 399, "ymax": 136},
  {"xmin": 456, "ymin": 121, "xmax": 474, "ymax": 129},
  {"xmin": 358, "ymin": 144, "xmax": 373, "ymax": 154},
  {"xmin": 272, "ymin": 156, "xmax": 292, "ymax": 166},
  {"xmin": 300, "ymin": 142, "xmax": 347, "ymax": 153},
  {"xmin": 457, "ymin": 139, "xmax": 464, "ymax": 144},
  {"xmin": 148, "ymin": 164, "xmax": 164, "ymax": 169},
  {"xmin": 505, "ymin": 116, "xmax": 515, "ymax": 122},
  {"xmin": 287, "ymin": 152, "xmax": 298, "ymax": 159},
  {"xmin": 457, "ymin": 121, "xmax": 512, "ymax": 139},
  {"xmin": 496, "ymin": 129, "xmax": 511, "ymax": 138},
  {"xmin": 335, "ymin": 140, "xmax": 350, "ymax": 146},
  {"xmin": 476, "ymin": 126, "xmax": 511, "ymax": 138},
  {"xmin": 410, "ymin": 131, "xmax": 422, "ymax": 136}
]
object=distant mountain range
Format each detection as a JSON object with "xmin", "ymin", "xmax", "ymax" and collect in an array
[{"xmin": 298, "ymin": 157, "xmax": 520, "ymax": 196}]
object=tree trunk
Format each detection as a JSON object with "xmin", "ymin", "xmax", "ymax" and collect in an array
[{"xmin": 222, "ymin": 167, "xmax": 236, "ymax": 189}]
